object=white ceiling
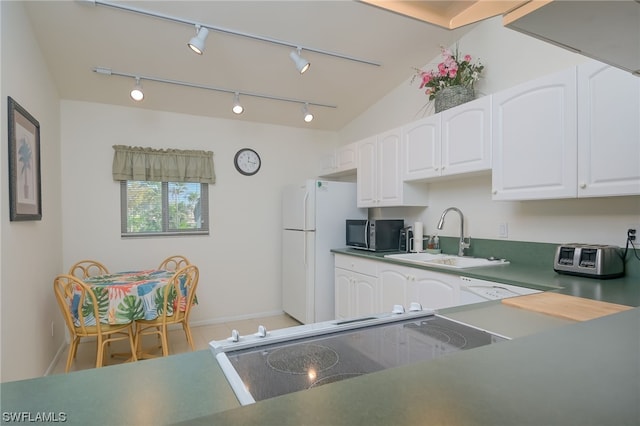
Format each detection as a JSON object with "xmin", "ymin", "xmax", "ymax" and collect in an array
[{"xmin": 23, "ymin": 1, "xmax": 474, "ymax": 131}]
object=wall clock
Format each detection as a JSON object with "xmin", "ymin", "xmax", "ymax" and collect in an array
[{"xmin": 234, "ymin": 148, "xmax": 261, "ymax": 176}]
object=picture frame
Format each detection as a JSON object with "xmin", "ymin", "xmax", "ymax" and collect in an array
[{"xmin": 8, "ymin": 97, "xmax": 42, "ymax": 221}]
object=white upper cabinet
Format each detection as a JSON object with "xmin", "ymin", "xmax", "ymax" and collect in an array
[
  {"xmin": 376, "ymin": 128, "xmax": 403, "ymax": 206},
  {"xmin": 577, "ymin": 61, "xmax": 640, "ymax": 197},
  {"xmin": 491, "ymin": 68, "xmax": 578, "ymax": 200},
  {"xmin": 357, "ymin": 129, "xmax": 427, "ymax": 207},
  {"xmin": 402, "ymin": 96, "xmax": 491, "ymax": 181},
  {"xmin": 402, "ymin": 115, "xmax": 441, "ymax": 180},
  {"xmin": 356, "ymin": 135, "xmax": 379, "ymax": 206},
  {"xmin": 441, "ymin": 96, "xmax": 492, "ymax": 176},
  {"xmin": 319, "ymin": 142, "xmax": 358, "ymax": 177}
]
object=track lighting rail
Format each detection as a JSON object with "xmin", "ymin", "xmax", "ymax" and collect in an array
[
  {"xmin": 92, "ymin": 67, "xmax": 338, "ymax": 110},
  {"xmin": 86, "ymin": 0, "xmax": 382, "ymax": 67}
]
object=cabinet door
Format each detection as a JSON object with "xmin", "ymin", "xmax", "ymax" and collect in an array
[
  {"xmin": 492, "ymin": 68, "xmax": 578, "ymax": 200},
  {"xmin": 402, "ymin": 115, "xmax": 441, "ymax": 181},
  {"xmin": 577, "ymin": 61, "xmax": 640, "ymax": 197},
  {"xmin": 378, "ymin": 265, "xmax": 409, "ymax": 311},
  {"xmin": 408, "ymin": 273, "xmax": 458, "ymax": 310},
  {"xmin": 357, "ymin": 136, "xmax": 377, "ymax": 207},
  {"xmin": 441, "ymin": 96, "xmax": 492, "ymax": 176},
  {"xmin": 352, "ymin": 273, "xmax": 379, "ymax": 318},
  {"xmin": 334, "ymin": 268, "xmax": 352, "ymax": 320},
  {"xmin": 377, "ymin": 128, "xmax": 403, "ymax": 206}
]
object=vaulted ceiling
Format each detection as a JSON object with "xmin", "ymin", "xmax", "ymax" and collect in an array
[{"xmin": 24, "ymin": 1, "xmax": 476, "ymax": 131}]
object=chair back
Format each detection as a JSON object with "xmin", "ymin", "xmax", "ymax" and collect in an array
[
  {"xmin": 156, "ymin": 264, "xmax": 199, "ymax": 325},
  {"xmin": 69, "ymin": 260, "xmax": 110, "ymax": 279},
  {"xmin": 53, "ymin": 274, "xmax": 103, "ymax": 336},
  {"xmin": 158, "ymin": 255, "xmax": 191, "ymax": 271}
]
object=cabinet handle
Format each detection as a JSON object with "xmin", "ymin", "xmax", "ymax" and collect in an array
[
  {"xmin": 492, "ymin": 189, "xmax": 498, "ymax": 195},
  {"xmin": 580, "ymin": 182, "xmax": 587, "ymax": 189}
]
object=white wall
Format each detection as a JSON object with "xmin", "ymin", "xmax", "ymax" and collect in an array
[
  {"xmin": 60, "ymin": 101, "xmax": 335, "ymax": 326},
  {"xmin": 1, "ymin": 2, "xmax": 63, "ymax": 382},
  {"xmin": 339, "ymin": 17, "xmax": 639, "ymax": 248}
]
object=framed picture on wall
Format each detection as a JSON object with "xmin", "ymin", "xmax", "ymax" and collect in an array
[{"xmin": 8, "ymin": 96, "xmax": 42, "ymax": 221}]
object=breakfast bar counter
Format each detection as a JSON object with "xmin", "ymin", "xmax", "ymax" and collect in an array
[
  {"xmin": 183, "ymin": 307, "xmax": 639, "ymax": 426},
  {"xmin": 2, "ymin": 302, "xmax": 638, "ymax": 425}
]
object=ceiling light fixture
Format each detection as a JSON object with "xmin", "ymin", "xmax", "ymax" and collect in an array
[
  {"xmin": 130, "ymin": 77, "xmax": 144, "ymax": 101},
  {"xmin": 302, "ymin": 103, "xmax": 314, "ymax": 123},
  {"xmin": 187, "ymin": 25, "xmax": 209, "ymax": 55},
  {"xmin": 232, "ymin": 92, "xmax": 244, "ymax": 114},
  {"xmin": 88, "ymin": 0, "xmax": 382, "ymax": 67},
  {"xmin": 289, "ymin": 47, "xmax": 311, "ymax": 74},
  {"xmin": 93, "ymin": 67, "xmax": 336, "ymax": 118}
]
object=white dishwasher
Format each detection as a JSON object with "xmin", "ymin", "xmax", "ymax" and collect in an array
[{"xmin": 458, "ymin": 276, "xmax": 541, "ymax": 306}]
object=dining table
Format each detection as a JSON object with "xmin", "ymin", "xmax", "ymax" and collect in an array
[{"xmin": 79, "ymin": 269, "xmax": 195, "ymax": 326}]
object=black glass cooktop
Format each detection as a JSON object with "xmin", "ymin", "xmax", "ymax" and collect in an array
[{"xmin": 225, "ymin": 316, "xmax": 505, "ymax": 402}]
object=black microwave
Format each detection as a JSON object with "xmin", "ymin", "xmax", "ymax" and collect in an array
[{"xmin": 346, "ymin": 219, "xmax": 404, "ymax": 252}]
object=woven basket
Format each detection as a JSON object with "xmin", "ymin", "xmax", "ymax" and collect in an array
[{"xmin": 434, "ymin": 86, "xmax": 475, "ymax": 113}]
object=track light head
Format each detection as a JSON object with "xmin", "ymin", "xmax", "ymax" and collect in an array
[
  {"xmin": 289, "ymin": 47, "xmax": 310, "ymax": 74},
  {"xmin": 232, "ymin": 92, "xmax": 244, "ymax": 115},
  {"xmin": 302, "ymin": 103, "xmax": 314, "ymax": 123},
  {"xmin": 130, "ymin": 77, "xmax": 144, "ymax": 101},
  {"xmin": 188, "ymin": 25, "xmax": 209, "ymax": 55}
]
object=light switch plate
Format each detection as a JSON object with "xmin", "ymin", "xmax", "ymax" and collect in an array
[{"xmin": 498, "ymin": 222, "xmax": 508, "ymax": 238}]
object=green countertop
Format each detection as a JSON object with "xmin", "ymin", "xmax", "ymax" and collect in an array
[
  {"xmin": 2, "ymin": 245, "xmax": 639, "ymax": 425},
  {"xmin": 0, "ymin": 350, "xmax": 240, "ymax": 425}
]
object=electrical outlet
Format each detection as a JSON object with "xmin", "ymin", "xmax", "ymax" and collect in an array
[{"xmin": 628, "ymin": 228, "xmax": 637, "ymax": 241}]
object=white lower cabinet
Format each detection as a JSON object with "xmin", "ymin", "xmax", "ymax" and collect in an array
[
  {"xmin": 378, "ymin": 263, "xmax": 459, "ymax": 310},
  {"xmin": 335, "ymin": 255, "xmax": 465, "ymax": 321},
  {"xmin": 334, "ymin": 255, "xmax": 379, "ymax": 320}
]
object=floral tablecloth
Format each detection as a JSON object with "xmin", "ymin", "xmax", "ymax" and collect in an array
[{"xmin": 79, "ymin": 269, "xmax": 193, "ymax": 325}]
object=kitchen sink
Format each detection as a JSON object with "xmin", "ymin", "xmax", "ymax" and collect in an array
[{"xmin": 384, "ymin": 253, "xmax": 509, "ymax": 269}]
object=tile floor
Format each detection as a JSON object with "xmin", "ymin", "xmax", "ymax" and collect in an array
[{"xmin": 50, "ymin": 314, "xmax": 301, "ymax": 375}]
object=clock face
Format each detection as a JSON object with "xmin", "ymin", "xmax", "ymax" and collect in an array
[{"xmin": 234, "ymin": 148, "xmax": 261, "ymax": 176}]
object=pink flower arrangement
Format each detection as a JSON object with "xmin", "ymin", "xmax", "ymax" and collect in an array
[{"xmin": 413, "ymin": 45, "xmax": 484, "ymax": 101}]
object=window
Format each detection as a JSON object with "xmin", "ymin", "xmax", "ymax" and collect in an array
[{"xmin": 120, "ymin": 181, "xmax": 209, "ymax": 237}]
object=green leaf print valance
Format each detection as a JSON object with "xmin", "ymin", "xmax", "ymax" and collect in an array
[{"xmin": 112, "ymin": 145, "xmax": 215, "ymax": 184}]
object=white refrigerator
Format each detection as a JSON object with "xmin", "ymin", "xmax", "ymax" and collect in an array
[{"xmin": 282, "ymin": 180, "xmax": 366, "ymax": 324}]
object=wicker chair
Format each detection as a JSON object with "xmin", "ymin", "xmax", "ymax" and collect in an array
[
  {"xmin": 53, "ymin": 274, "xmax": 137, "ymax": 372},
  {"xmin": 135, "ymin": 264, "xmax": 199, "ymax": 358},
  {"xmin": 157, "ymin": 255, "xmax": 191, "ymax": 271},
  {"xmin": 68, "ymin": 260, "xmax": 110, "ymax": 279}
]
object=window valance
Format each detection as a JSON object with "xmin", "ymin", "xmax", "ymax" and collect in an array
[{"xmin": 112, "ymin": 145, "xmax": 215, "ymax": 184}]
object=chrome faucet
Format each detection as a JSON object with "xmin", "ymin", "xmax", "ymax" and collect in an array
[{"xmin": 436, "ymin": 207, "xmax": 470, "ymax": 257}]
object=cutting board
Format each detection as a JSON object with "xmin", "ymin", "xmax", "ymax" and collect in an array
[{"xmin": 502, "ymin": 292, "xmax": 633, "ymax": 322}]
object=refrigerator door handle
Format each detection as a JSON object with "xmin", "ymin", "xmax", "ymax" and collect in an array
[
  {"xmin": 303, "ymin": 232, "xmax": 308, "ymax": 266},
  {"xmin": 303, "ymin": 191, "xmax": 310, "ymax": 231}
]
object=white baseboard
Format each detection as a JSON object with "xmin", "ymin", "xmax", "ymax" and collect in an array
[
  {"xmin": 190, "ymin": 309, "xmax": 286, "ymax": 328},
  {"xmin": 43, "ymin": 341, "xmax": 68, "ymax": 376}
]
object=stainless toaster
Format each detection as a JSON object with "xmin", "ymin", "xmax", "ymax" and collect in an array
[{"xmin": 553, "ymin": 244, "xmax": 624, "ymax": 279}]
